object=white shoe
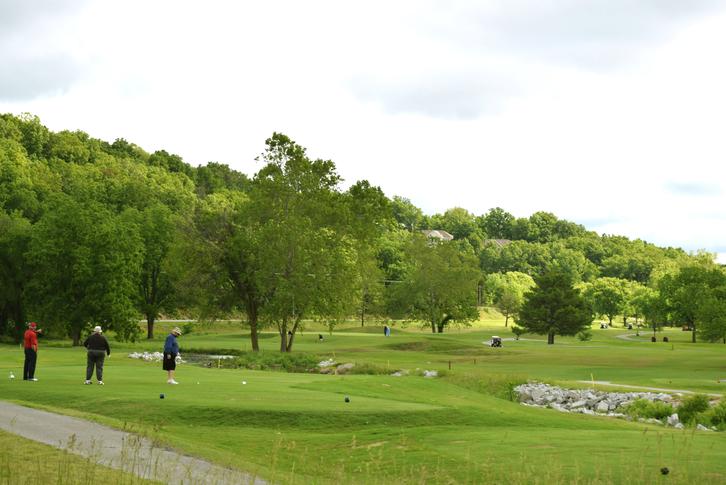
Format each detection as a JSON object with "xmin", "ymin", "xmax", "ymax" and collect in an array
[
  {"xmin": 98, "ymin": 381, "xmax": 104, "ymax": 385},
  {"xmin": 29, "ymin": 378, "xmax": 38, "ymax": 382},
  {"xmin": 168, "ymin": 380, "xmax": 179, "ymax": 385},
  {"xmin": 84, "ymin": 380, "xmax": 92, "ymax": 385}
]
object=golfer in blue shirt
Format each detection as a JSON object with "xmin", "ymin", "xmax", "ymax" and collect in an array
[{"xmin": 163, "ymin": 327, "xmax": 181, "ymax": 384}]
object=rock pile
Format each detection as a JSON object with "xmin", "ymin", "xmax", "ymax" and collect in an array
[
  {"xmin": 128, "ymin": 351, "xmax": 185, "ymax": 364},
  {"xmin": 515, "ymin": 382, "xmax": 673, "ymax": 418},
  {"xmin": 317, "ymin": 360, "xmax": 356, "ymax": 374}
]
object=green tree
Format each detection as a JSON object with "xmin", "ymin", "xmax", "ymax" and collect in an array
[
  {"xmin": 251, "ymin": 133, "xmax": 358, "ymax": 351},
  {"xmin": 0, "ymin": 212, "xmax": 32, "ymax": 341},
  {"xmin": 517, "ymin": 269, "xmax": 592, "ymax": 344},
  {"xmin": 389, "ymin": 236, "xmax": 480, "ymax": 333},
  {"xmin": 194, "ymin": 161, "xmax": 250, "ymax": 197},
  {"xmin": 478, "ymin": 207, "xmax": 514, "ymax": 239},
  {"xmin": 625, "ymin": 282, "xmax": 654, "ymax": 333},
  {"xmin": 430, "ymin": 207, "xmax": 482, "ymax": 245},
  {"xmin": 343, "ymin": 180, "xmax": 392, "ymax": 326},
  {"xmin": 184, "ymin": 190, "xmax": 264, "ymax": 350},
  {"xmin": 27, "ymin": 195, "xmax": 143, "ymax": 345},
  {"xmin": 582, "ymin": 277, "xmax": 628, "ymax": 326},
  {"xmin": 659, "ymin": 264, "xmax": 726, "ymax": 343},
  {"xmin": 486, "ymin": 271, "xmax": 535, "ymax": 327},
  {"xmin": 135, "ymin": 204, "xmax": 182, "ymax": 339},
  {"xmin": 697, "ymin": 286, "xmax": 726, "ymax": 343},
  {"xmin": 391, "ymin": 196, "xmax": 424, "ymax": 231}
]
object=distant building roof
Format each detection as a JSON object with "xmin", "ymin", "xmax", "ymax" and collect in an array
[
  {"xmin": 421, "ymin": 230, "xmax": 454, "ymax": 241},
  {"xmin": 484, "ymin": 239, "xmax": 512, "ymax": 248}
]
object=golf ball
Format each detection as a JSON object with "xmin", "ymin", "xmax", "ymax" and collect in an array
[{"xmin": 242, "ymin": 381, "xmax": 247, "ymax": 385}]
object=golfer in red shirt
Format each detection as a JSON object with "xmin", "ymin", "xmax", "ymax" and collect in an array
[{"xmin": 23, "ymin": 322, "xmax": 40, "ymax": 381}]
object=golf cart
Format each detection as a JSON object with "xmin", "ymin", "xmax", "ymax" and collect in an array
[{"xmin": 489, "ymin": 336, "xmax": 502, "ymax": 348}]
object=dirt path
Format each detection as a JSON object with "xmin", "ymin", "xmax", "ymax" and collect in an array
[{"xmin": 0, "ymin": 400, "xmax": 267, "ymax": 485}]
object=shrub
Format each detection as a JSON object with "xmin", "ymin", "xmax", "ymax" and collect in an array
[
  {"xmin": 700, "ymin": 400, "xmax": 726, "ymax": 430},
  {"xmin": 232, "ymin": 352, "xmax": 320, "ymax": 373},
  {"xmin": 677, "ymin": 394, "xmax": 710, "ymax": 425},
  {"xmin": 511, "ymin": 326, "xmax": 526, "ymax": 340},
  {"xmin": 346, "ymin": 362, "xmax": 391, "ymax": 375},
  {"xmin": 576, "ymin": 329, "xmax": 593, "ymax": 342},
  {"xmin": 622, "ymin": 399, "xmax": 674, "ymax": 420}
]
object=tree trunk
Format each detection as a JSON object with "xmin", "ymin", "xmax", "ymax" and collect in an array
[
  {"xmin": 430, "ymin": 321, "xmax": 436, "ymax": 333},
  {"xmin": 360, "ymin": 305, "xmax": 365, "ymax": 327},
  {"xmin": 504, "ymin": 314, "xmax": 509, "ymax": 327},
  {"xmin": 286, "ymin": 316, "xmax": 303, "ymax": 352},
  {"xmin": 279, "ymin": 324, "xmax": 288, "ymax": 352},
  {"xmin": 249, "ymin": 318, "xmax": 259, "ymax": 352},
  {"xmin": 608, "ymin": 315, "xmax": 613, "ymax": 325},
  {"xmin": 146, "ymin": 314, "xmax": 155, "ymax": 339},
  {"xmin": 547, "ymin": 331, "xmax": 555, "ymax": 345},
  {"xmin": 691, "ymin": 323, "xmax": 696, "ymax": 343},
  {"xmin": 71, "ymin": 327, "xmax": 81, "ymax": 346},
  {"xmin": 437, "ymin": 322, "xmax": 444, "ymax": 333},
  {"xmin": 246, "ymin": 300, "xmax": 260, "ymax": 352},
  {"xmin": 11, "ymin": 301, "xmax": 26, "ymax": 344}
]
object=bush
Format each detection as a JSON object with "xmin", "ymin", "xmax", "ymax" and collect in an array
[
  {"xmin": 346, "ymin": 362, "xmax": 391, "ymax": 375},
  {"xmin": 511, "ymin": 326, "xmax": 526, "ymax": 340},
  {"xmin": 677, "ymin": 394, "xmax": 710, "ymax": 425},
  {"xmin": 232, "ymin": 352, "xmax": 321, "ymax": 373},
  {"xmin": 576, "ymin": 329, "xmax": 593, "ymax": 342},
  {"xmin": 623, "ymin": 399, "xmax": 674, "ymax": 420},
  {"xmin": 700, "ymin": 400, "xmax": 726, "ymax": 430}
]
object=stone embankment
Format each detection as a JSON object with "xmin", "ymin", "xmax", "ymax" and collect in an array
[
  {"xmin": 515, "ymin": 382, "xmax": 719, "ymax": 431},
  {"xmin": 515, "ymin": 383, "xmax": 671, "ymax": 418}
]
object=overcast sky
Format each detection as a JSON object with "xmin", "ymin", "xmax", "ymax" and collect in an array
[{"xmin": 2, "ymin": 0, "xmax": 725, "ymax": 259}]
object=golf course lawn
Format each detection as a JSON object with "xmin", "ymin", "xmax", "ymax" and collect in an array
[{"xmin": 1, "ymin": 321, "xmax": 725, "ymax": 484}]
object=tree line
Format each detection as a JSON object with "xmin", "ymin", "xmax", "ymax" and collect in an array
[{"xmin": 1, "ymin": 113, "xmax": 724, "ymax": 350}]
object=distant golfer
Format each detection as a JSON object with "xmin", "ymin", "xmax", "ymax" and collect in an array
[
  {"xmin": 23, "ymin": 322, "xmax": 41, "ymax": 381},
  {"xmin": 83, "ymin": 326, "xmax": 110, "ymax": 385},
  {"xmin": 164, "ymin": 327, "xmax": 181, "ymax": 384}
]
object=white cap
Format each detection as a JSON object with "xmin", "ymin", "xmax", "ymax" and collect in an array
[{"xmin": 93, "ymin": 326, "xmax": 102, "ymax": 333}]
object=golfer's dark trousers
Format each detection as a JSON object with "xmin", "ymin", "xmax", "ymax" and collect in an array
[
  {"xmin": 86, "ymin": 350, "xmax": 106, "ymax": 381},
  {"xmin": 23, "ymin": 348, "xmax": 37, "ymax": 380}
]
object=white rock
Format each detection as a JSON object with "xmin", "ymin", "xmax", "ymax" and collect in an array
[
  {"xmin": 697, "ymin": 424, "xmax": 712, "ymax": 432},
  {"xmin": 674, "ymin": 423, "xmax": 684, "ymax": 429},
  {"xmin": 596, "ymin": 401, "xmax": 610, "ymax": 413},
  {"xmin": 667, "ymin": 414, "xmax": 680, "ymax": 427}
]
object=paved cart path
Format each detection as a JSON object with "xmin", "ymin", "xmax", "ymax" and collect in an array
[
  {"xmin": 576, "ymin": 381, "xmax": 722, "ymax": 397},
  {"xmin": 0, "ymin": 400, "xmax": 267, "ymax": 485}
]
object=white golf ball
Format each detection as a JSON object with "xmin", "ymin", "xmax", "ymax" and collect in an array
[{"xmin": 242, "ymin": 381, "xmax": 247, "ymax": 385}]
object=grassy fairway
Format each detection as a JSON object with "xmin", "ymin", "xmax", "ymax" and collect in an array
[{"xmin": 1, "ymin": 321, "xmax": 725, "ymax": 484}]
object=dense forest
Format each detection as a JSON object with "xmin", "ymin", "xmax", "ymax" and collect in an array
[{"xmin": 2, "ymin": 113, "xmax": 725, "ymax": 350}]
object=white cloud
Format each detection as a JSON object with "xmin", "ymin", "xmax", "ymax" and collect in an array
[{"xmin": 1, "ymin": 1, "xmax": 726, "ymax": 256}]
